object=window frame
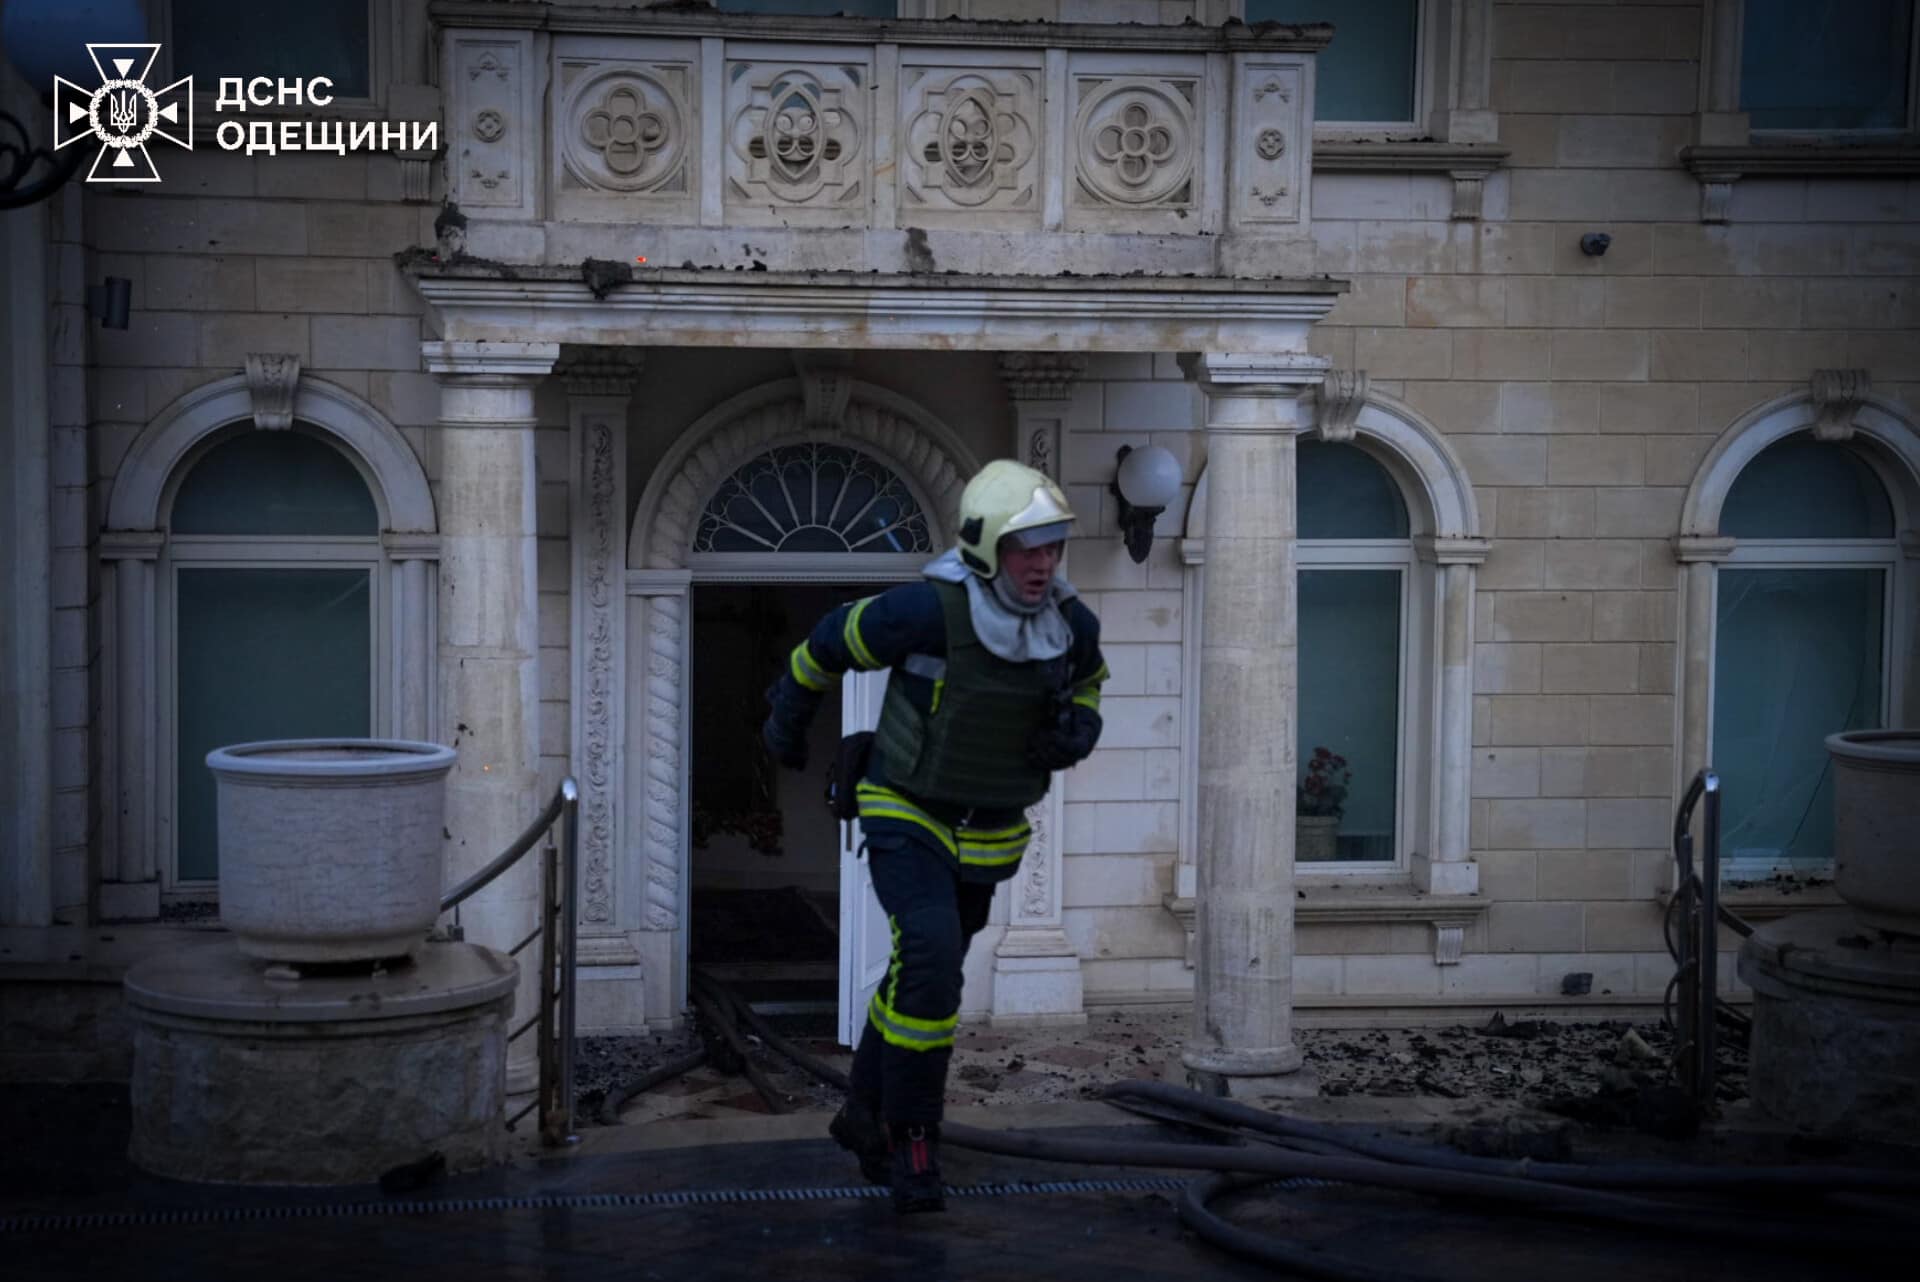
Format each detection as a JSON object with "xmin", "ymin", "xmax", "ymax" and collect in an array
[
  {"xmin": 1707, "ymin": 536, "xmax": 1900, "ymax": 881},
  {"xmin": 1737, "ymin": 0, "xmax": 1920, "ymax": 143},
  {"xmin": 1240, "ymin": 0, "xmax": 1428, "ymax": 138},
  {"xmin": 150, "ymin": 0, "xmax": 396, "ymax": 134},
  {"xmin": 1297, "ymin": 539, "xmax": 1417, "ymax": 876},
  {"xmin": 156, "ymin": 421, "xmax": 391, "ymax": 898}
]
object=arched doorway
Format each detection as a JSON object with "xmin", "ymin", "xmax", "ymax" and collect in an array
[{"xmin": 620, "ymin": 378, "xmax": 976, "ymax": 1024}]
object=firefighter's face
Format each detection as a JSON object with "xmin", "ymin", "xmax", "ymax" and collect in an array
[{"xmin": 999, "ymin": 539, "xmax": 1063, "ymax": 604}]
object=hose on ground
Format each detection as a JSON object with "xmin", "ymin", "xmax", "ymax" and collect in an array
[
  {"xmin": 1099, "ymin": 1080, "xmax": 1920, "ymax": 1196},
  {"xmin": 655, "ymin": 975, "xmax": 1920, "ymax": 1277},
  {"xmin": 687, "ymin": 975, "xmax": 792, "ymax": 1115},
  {"xmin": 596, "ymin": 1048, "xmax": 707, "ymax": 1126}
]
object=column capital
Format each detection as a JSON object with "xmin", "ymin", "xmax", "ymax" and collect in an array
[
  {"xmin": 1182, "ymin": 351, "xmax": 1330, "ymax": 390},
  {"xmin": 997, "ymin": 352, "xmax": 1089, "ymax": 402},
  {"xmin": 557, "ymin": 346, "xmax": 645, "ymax": 398},
  {"xmin": 1415, "ymin": 535, "xmax": 1491, "ymax": 566},
  {"xmin": 1674, "ymin": 534, "xmax": 1737, "ymax": 563},
  {"xmin": 422, "ymin": 340, "xmax": 560, "ymax": 382},
  {"xmin": 381, "ymin": 532, "xmax": 442, "ymax": 561},
  {"xmin": 100, "ymin": 530, "xmax": 166, "ymax": 561}
]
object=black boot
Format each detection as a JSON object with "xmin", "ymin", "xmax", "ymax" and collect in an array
[
  {"xmin": 888, "ymin": 1123, "xmax": 945, "ymax": 1215},
  {"xmin": 828, "ymin": 1096, "xmax": 890, "ymax": 1186}
]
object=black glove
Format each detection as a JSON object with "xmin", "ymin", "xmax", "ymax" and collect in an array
[
  {"xmin": 762, "ymin": 677, "xmax": 822, "ymax": 772},
  {"xmin": 1027, "ymin": 702, "xmax": 1102, "ymax": 772}
]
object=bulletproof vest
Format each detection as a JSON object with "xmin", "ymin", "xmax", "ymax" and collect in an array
[{"xmin": 872, "ymin": 580, "xmax": 1058, "ymax": 811}]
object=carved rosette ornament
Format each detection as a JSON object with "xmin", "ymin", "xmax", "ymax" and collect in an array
[
  {"xmin": 1073, "ymin": 77, "xmax": 1196, "ymax": 209},
  {"xmin": 244, "ymin": 353, "xmax": 301, "ymax": 430},
  {"xmin": 1810, "ymin": 369, "xmax": 1871, "ymax": 443},
  {"xmin": 563, "ymin": 68, "xmax": 688, "ymax": 194},
  {"xmin": 729, "ymin": 65, "xmax": 866, "ymax": 206},
  {"xmin": 903, "ymin": 71, "xmax": 1038, "ymax": 211}
]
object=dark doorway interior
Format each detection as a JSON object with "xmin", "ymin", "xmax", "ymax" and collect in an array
[{"xmin": 688, "ymin": 583, "xmax": 868, "ymax": 1011}]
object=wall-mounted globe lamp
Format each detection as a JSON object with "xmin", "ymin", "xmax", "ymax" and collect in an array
[
  {"xmin": 1109, "ymin": 444, "xmax": 1182, "ymax": 564},
  {"xmin": 0, "ymin": 0, "xmax": 148, "ymax": 209}
]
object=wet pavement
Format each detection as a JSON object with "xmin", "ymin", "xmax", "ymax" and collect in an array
[{"xmin": 6, "ymin": 1081, "xmax": 1911, "ymax": 1282}]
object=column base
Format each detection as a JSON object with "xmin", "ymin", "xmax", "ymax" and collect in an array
[
  {"xmin": 989, "ymin": 950, "xmax": 1086, "ymax": 1027},
  {"xmin": 1181, "ymin": 1042, "xmax": 1304, "ymax": 1077},
  {"xmin": 1184, "ymin": 1063, "xmax": 1321, "ymax": 1101}
]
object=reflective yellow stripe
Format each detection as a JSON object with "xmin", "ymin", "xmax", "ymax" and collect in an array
[
  {"xmin": 868, "ymin": 993, "xmax": 957, "ymax": 1051},
  {"xmin": 856, "ymin": 783, "xmax": 1028, "ymax": 868},
  {"xmin": 843, "ymin": 597, "xmax": 880, "ymax": 670},
  {"xmin": 930, "ymin": 678, "xmax": 944, "ymax": 714},
  {"xmin": 957, "ymin": 842, "xmax": 1026, "ymax": 868},
  {"xmin": 1071, "ymin": 661, "xmax": 1109, "ymax": 711},
  {"xmin": 788, "ymin": 642, "xmax": 837, "ymax": 692},
  {"xmin": 855, "ymin": 783, "xmax": 957, "ymax": 856}
]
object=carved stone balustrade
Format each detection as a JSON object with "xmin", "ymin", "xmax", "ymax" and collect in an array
[{"xmin": 434, "ymin": 2, "xmax": 1329, "ymax": 277}]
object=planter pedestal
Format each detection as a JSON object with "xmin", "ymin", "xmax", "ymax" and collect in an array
[
  {"xmin": 1738, "ymin": 910, "xmax": 1920, "ymax": 1145},
  {"xmin": 125, "ymin": 938, "xmax": 516, "ymax": 1185}
]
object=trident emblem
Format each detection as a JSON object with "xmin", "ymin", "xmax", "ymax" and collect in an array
[{"xmin": 51, "ymin": 44, "xmax": 194, "ymax": 184}]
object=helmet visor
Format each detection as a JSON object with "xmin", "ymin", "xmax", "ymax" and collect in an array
[{"xmin": 1005, "ymin": 520, "xmax": 1072, "ymax": 550}]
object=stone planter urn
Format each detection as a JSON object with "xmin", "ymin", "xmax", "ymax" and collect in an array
[
  {"xmin": 1825, "ymin": 730, "xmax": 1920, "ymax": 936},
  {"xmin": 206, "ymin": 738, "xmax": 458, "ymax": 963},
  {"xmin": 1296, "ymin": 814, "xmax": 1340, "ymax": 862}
]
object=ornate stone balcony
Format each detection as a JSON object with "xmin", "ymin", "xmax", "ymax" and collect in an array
[{"xmin": 432, "ymin": 2, "xmax": 1331, "ymax": 278}]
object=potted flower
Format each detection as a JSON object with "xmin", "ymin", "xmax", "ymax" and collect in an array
[{"xmin": 1296, "ymin": 746, "xmax": 1350, "ymax": 863}]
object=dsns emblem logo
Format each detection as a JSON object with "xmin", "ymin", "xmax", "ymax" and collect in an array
[{"xmin": 53, "ymin": 44, "xmax": 193, "ymax": 183}]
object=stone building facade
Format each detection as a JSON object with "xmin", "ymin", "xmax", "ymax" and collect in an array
[{"xmin": 2, "ymin": 0, "xmax": 1916, "ymax": 1080}]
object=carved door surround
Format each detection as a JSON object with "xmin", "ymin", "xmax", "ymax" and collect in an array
[{"xmin": 587, "ymin": 374, "xmax": 976, "ymax": 1017}]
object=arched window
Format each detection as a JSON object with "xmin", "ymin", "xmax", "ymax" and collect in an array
[
  {"xmin": 1297, "ymin": 441, "xmax": 1413, "ymax": 865},
  {"xmin": 1178, "ymin": 395, "xmax": 1486, "ymax": 901},
  {"xmin": 1710, "ymin": 435, "xmax": 1900, "ymax": 874},
  {"xmin": 691, "ymin": 441, "xmax": 934, "ymax": 555},
  {"xmin": 165, "ymin": 428, "xmax": 385, "ymax": 884}
]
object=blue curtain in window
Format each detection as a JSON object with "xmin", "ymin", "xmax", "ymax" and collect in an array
[
  {"xmin": 1713, "ymin": 568, "xmax": 1884, "ymax": 870},
  {"xmin": 169, "ymin": 429, "xmax": 378, "ymax": 881},
  {"xmin": 1741, "ymin": 0, "xmax": 1913, "ymax": 131},
  {"xmin": 1248, "ymin": 0, "xmax": 1419, "ymax": 122},
  {"xmin": 175, "ymin": 569, "xmax": 372, "ymax": 881},
  {"xmin": 1299, "ymin": 569, "xmax": 1401, "ymax": 861}
]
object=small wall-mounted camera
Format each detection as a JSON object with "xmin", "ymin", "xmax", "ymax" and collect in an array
[{"xmin": 1579, "ymin": 233, "xmax": 1612, "ymax": 257}]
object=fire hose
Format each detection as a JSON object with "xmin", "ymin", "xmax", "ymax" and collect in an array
[{"xmin": 601, "ymin": 973, "xmax": 1919, "ymax": 1279}]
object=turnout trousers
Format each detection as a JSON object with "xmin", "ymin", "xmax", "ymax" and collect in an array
[{"xmin": 847, "ymin": 826, "xmax": 997, "ymax": 1128}]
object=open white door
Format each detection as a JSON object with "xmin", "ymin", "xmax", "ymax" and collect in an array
[{"xmin": 838, "ymin": 669, "xmax": 892, "ymax": 1047}]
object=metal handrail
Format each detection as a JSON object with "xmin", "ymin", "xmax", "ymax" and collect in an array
[
  {"xmin": 438, "ymin": 776, "xmax": 580, "ymax": 1146},
  {"xmin": 1665, "ymin": 768, "xmax": 1751, "ymax": 1113}
]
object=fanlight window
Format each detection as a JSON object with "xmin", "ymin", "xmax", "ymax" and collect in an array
[{"xmin": 693, "ymin": 443, "xmax": 934, "ymax": 554}]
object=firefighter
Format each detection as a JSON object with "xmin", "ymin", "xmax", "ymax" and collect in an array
[{"xmin": 761, "ymin": 458, "xmax": 1107, "ymax": 1214}]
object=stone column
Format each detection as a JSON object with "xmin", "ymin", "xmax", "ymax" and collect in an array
[
  {"xmin": 422, "ymin": 339, "xmax": 559, "ymax": 1092},
  {"xmin": 991, "ymin": 353, "xmax": 1089, "ymax": 1027},
  {"xmin": 559, "ymin": 348, "xmax": 643, "ymax": 973},
  {"xmin": 1416, "ymin": 537, "xmax": 1490, "ymax": 897},
  {"xmin": 99, "ymin": 532, "xmax": 165, "ymax": 921},
  {"xmin": 1182, "ymin": 352, "xmax": 1326, "ymax": 1096},
  {"xmin": 1, "ymin": 188, "xmax": 53, "ymax": 926},
  {"xmin": 1675, "ymin": 536, "xmax": 1736, "ymax": 790},
  {"xmin": 384, "ymin": 534, "xmax": 439, "ymax": 744}
]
